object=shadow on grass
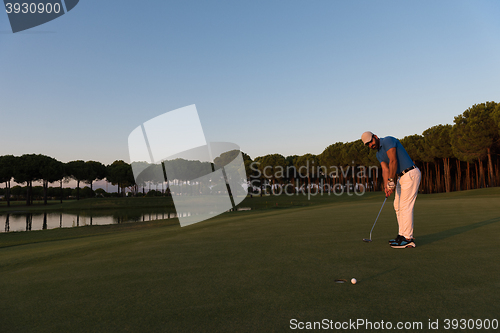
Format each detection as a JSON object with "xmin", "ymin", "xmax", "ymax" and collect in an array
[{"xmin": 418, "ymin": 216, "xmax": 500, "ymax": 247}]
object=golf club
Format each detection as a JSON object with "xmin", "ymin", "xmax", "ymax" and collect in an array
[{"xmin": 363, "ymin": 196, "xmax": 388, "ymax": 242}]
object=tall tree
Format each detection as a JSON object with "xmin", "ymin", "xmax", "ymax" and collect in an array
[
  {"xmin": 284, "ymin": 155, "xmax": 298, "ymax": 190},
  {"xmin": 0, "ymin": 155, "xmax": 17, "ymax": 207},
  {"xmin": 131, "ymin": 161, "xmax": 153, "ymax": 195},
  {"xmin": 319, "ymin": 142, "xmax": 344, "ymax": 189},
  {"xmin": 66, "ymin": 160, "xmax": 88, "ymax": 200},
  {"xmin": 106, "ymin": 160, "xmax": 135, "ymax": 196},
  {"xmin": 13, "ymin": 154, "xmax": 42, "ymax": 205},
  {"xmin": 85, "ymin": 161, "xmax": 107, "ymax": 191},
  {"xmin": 494, "ymin": 103, "xmax": 500, "ymax": 186},
  {"xmin": 357, "ymin": 141, "xmax": 379, "ymax": 192},
  {"xmin": 294, "ymin": 154, "xmax": 319, "ymax": 193},
  {"xmin": 345, "ymin": 140, "xmax": 373, "ymax": 191},
  {"xmin": 423, "ymin": 125, "xmax": 454, "ymax": 192},
  {"xmin": 493, "ymin": 103, "xmax": 500, "ymax": 134},
  {"xmin": 451, "ymin": 102, "xmax": 498, "ymax": 187},
  {"xmin": 241, "ymin": 152, "xmax": 256, "ymax": 188},
  {"xmin": 253, "ymin": 154, "xmax": 287, "ymax": 194},
  {"xmin": 39, "ymin": 155, "xmax": 65, "ymax": 205},
  {"xmin": 252, "ymin": 156, "xmax": 268, "ymax": 195}
]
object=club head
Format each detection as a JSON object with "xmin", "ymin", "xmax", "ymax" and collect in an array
[
  {"xmin": 362, "ymin": 238, "xmax": 372, "ymax": 242},
  {"xmin": 334, "ymin": 279, "xmax": 347, "ymax": 283}
]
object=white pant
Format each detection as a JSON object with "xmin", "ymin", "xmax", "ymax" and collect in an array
[{"xmin": 394, "ymin": 167, "xmax": 421, "ymax": 239}]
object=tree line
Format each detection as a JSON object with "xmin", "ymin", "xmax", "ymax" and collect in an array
[
  {"xmin": 0, "ymin": 185, "xmax": 106, "ymax": 201},
  {"xmin": 0, "ymin": 157, "xmax": 134, "ymax": 206},
  {"xmin": 245, "ymin": 101, "xmax": 500, "ymax": 195},
  {"xmin": 1, "ymin": 101, "xmax": 499, "ymax": 204}
]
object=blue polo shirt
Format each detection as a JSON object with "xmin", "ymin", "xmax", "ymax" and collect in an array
[{"xmin": 376, "ymin": 136, "xmax": 414, "ymax": 174}]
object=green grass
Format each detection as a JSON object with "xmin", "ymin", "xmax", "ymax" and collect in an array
[{"xmin": 1, "ymin": 188, "xmax": 499, "ymax": 332}]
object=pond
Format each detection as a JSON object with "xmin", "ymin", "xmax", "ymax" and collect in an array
[{"xmin": 1, "ymin": 207, "xmax": 251, "ymax": 233}]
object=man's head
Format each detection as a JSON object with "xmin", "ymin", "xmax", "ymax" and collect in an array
[{"xmin": 361, "ymin": 131, "xmax": 380, "ymax": 149}]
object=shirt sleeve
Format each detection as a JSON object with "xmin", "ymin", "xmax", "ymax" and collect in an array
[{"xmin": 382, "ymin": 137, "xmax": 397, "ymax": 151}]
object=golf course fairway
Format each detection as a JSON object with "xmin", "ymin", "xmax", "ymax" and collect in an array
[{"xmin": 1, "ymin": 188, "xmax": 499, "ymax": 332}]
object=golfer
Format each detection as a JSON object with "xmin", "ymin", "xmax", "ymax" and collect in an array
[{"xmin": 361, "ymin": 132, "xmax": 421, "ymax": 248}]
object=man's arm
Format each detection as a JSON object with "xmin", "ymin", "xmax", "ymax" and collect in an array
[
  {"xmin": 381, "ymin": 147, "xmax": 398, "ymax": 197},
  {"xmin": 380, "ymin": 161, "xmax": 388, "ymax": 183},
  {"xmin": 380, "ymin": 161, "xmax": 390, "ymax": 197},
  {"xmin": 387, "ymin": 147, "xmax": 398, "ymax": 180}
]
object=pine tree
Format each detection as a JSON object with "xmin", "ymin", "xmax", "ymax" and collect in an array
[{"xmin": 451, "ymin": 102, "xmax": 499, "ymax": 187}]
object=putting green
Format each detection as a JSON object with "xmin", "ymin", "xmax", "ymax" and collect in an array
[{"xmin": 1, "ymin": 188, "xmax": 499, "ymax": 332}]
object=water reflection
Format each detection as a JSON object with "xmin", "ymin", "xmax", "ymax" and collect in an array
[
  {"xmin": 1, "ymin": 210, "xmax": 177, "ymax": 233},
  {"xmin": 1, "ymin": 207, "xmax": 250, "ymax": 233},
  {"xmin": 26, "ymin": 213, "xmax": 32, "ymax": 231}
]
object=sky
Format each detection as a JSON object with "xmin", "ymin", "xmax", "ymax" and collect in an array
[{"xmin": 1, "ymin": 0, "xmax": 500, "ymax": 165}]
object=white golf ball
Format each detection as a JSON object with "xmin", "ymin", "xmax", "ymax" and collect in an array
[{"xmin": 351, "ymin": 278, "xmax": 357, "ymax": 284}]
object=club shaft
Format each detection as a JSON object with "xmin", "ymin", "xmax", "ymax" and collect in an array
[{"xmin": 369, "ymin": 197, "xmax": 387, "ymax": 240}]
